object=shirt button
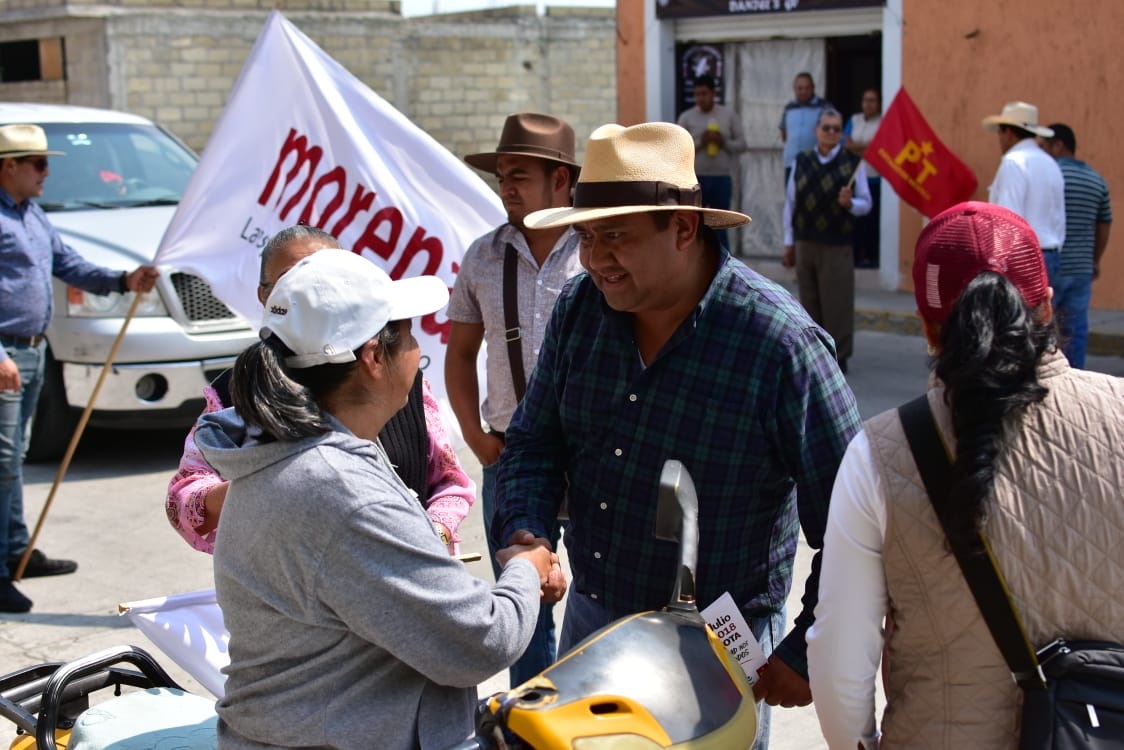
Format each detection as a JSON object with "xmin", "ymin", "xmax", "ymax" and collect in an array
[
  {"xmin": 537, "ymin": 279, "xmax": 543, "ymax": 285},
  {"xmin": 590, "ymin": 593, "xmax": 598, "ymax": 600},
  {"xmin": 629, "ymin": 394, "xmax": 637, "ymax": 402},
  {"xmin": 593, "ymin": 551, "xmax": 601, "ymax": 559},
  {"xmin": 599, "ymin": 502, "xmax": 608, "ymax": 510},
  {"xmin": 614, "ymin": 448, "xmax": 622, "ymax": 456}
]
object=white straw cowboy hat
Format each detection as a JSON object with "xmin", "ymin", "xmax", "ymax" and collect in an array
[
  {"xmin": 464, "ymin": 112, "xmax": 580, "ymax": 173},
  {"xmin": 523, "ymin": 122, "xmax": 751, "ymax": 230},
  {"xmin": 981, "ymin": 101, "xmax": 1054, "ymax": 138},
  {"xmin": 0, "ymin": 124, "xmax": 64, "ymax": 158}
]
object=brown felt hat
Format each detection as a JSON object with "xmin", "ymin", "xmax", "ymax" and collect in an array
[{"xmin": 464, "ymin": 113, "xmax": 580, "ymax": 173}]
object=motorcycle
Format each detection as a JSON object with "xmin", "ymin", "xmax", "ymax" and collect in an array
[
  {"xmin": 448, "ymin": 460, "xmax": 757, "ymax": 749},
  {"xmin": 1, "ymin": 461, "xmax": 756, "ymax": 750}
]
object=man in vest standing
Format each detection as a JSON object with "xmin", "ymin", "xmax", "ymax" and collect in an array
[
  {"xmin": 446, "ymin": 113, "xmax": 583, "ymax": 686},
  {"xmin": 782, "ymin": 109, "xmax": 871, "ymax": 374}
]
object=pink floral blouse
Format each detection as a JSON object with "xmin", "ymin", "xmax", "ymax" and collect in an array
[{"xmin": 165, "ymin": 377, "xmax": 475, "ymax": 555}]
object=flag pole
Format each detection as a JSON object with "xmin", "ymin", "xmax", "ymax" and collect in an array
[{"xmin": 14, "ymin": 292, "xmax": 144, "ymax": 581}]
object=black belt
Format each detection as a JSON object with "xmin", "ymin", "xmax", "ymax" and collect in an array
[
  {"xmin": 0, "ymin": 334, "xmax": 45, "ymax": 347},
  {"xmin": 1042, "ymin": 248, "xmax": 1059, "ymax": 253},
  {"xmin": 488, "ymin": 429, "xmax": 505, "ymax": 441}
]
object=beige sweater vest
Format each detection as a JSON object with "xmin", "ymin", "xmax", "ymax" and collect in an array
[{"xmin": 865, "ymin": 351, "xmax": 1124, "ymax": 748}]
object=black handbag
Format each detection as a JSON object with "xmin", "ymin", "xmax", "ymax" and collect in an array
[{"xmin": 898, "ymin": 394, "xmax": 1124, "ymax": 749}]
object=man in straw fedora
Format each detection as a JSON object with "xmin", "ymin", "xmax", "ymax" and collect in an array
[
  {"xmin": 981, "ymin": 101, "xmax": 1066, "ymax": 257},
  {"xmin": 446, "ymin": 112, "xmax": 583, "ymax": 685},
  {"xmin": 0, "ymin": 124, "xmax": 158, "ymax": 612},
  {"xmin": 490, "ymin": 121, "xmax": 862, "ymax": 747}
]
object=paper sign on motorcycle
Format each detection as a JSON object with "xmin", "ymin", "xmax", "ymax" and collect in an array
[{"xmin": 702, "ymin": 591, "xmax": 769, "ymax": 685}]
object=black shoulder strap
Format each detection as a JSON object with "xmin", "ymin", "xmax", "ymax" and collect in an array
[
  {"xmin": 897, "ymin": 394, "xmax": 1046, "ymax": 690},
  {"xmin": 503, "ymin": 242, "xmax": 527, "ymax": 403}
]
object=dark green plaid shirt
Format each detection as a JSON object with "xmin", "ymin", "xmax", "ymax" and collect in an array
[{"xmin": 493, "ymin": 251, "xmax": 861, "ymax": 672}]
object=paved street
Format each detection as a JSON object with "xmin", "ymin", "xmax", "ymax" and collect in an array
[{"xmin": 1, "ymin": 330, "xmax": 1121, "ymax": 747}]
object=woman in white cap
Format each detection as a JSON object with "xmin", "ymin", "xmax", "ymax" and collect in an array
[{"xmin": 193, "ymin": 249, "xmax": 556, "ymax": 750}]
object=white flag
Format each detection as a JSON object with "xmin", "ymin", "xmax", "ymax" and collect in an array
[
  {"xmin": 121, "ymin": 589, "xmax": 229, "ymax": 698},
  {"xmin": 155, "ymin": 10, "xmax": 503, "ymax": 400}
]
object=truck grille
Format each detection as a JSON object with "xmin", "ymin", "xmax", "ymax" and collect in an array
[{"xmin": 170, "ymin": 272, "xmax": 238, "ymax": 322}]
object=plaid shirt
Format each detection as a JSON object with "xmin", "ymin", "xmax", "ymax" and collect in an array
[{"xmin": 494, "ymin": 251, "xmax": 861, "ymax": 671}]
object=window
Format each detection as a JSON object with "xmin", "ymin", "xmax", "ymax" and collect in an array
[{"xmin": 0, "ymin": 38, "xmax": 64, "ymax": 83}]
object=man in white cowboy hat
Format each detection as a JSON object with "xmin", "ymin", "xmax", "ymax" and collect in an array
[
  {"xmin": 446, "ymin": 112, "xmax": 583, "ymax": 685},
  {"xmin": 491, "ymin": 121, "xmax": 862, "ymax": 748},
  {"xmin": 981, "ymin": 101, "xmax": 1066, "ymax": 254},
  {"xmin": 0, "ymin": 123, "xmax": 158, "ymax": 613}
]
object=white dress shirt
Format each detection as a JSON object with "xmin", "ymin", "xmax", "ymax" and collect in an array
[
  {"xmin": 987, "ymin": 138, "xmax": 1067, "ymax": 249},
  {"xmin": 806, "ymin": 430, "xmax": 886, "ymax": 750}
]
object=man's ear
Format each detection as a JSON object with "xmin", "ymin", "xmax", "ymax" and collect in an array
[{"xmin": 673, "ymin": 210, "xmax": 702, "ymax": 252}]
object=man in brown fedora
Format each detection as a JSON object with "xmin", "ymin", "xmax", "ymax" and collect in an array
[
  {"xmin": 0, "ymin": 124, "xmax": 158, "ymax": 612},
  {"xmin": 446, "ymin": 112, "xmax": 583, "ymax": 685},
  {"xmin": 491, "ymin": 121, "xmax": 861, "ymax": 748}
]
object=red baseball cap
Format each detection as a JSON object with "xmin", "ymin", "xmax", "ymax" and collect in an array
[{"xmin": 913, "ymin": 201, "xmax": 1049, "ymax": 325}]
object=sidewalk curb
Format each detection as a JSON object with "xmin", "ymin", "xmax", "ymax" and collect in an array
[{"xmin": 854, "ymin": 306, "xmax": 1124, "ymax": 358}]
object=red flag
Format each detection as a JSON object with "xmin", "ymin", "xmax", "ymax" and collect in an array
[{"xmin": 865, "ymin": 87, "xmax": 978, "ymax": 218}]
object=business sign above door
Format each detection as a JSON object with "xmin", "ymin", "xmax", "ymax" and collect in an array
[{"xmin": 656, "ymin": 0, "xmax": 882, "ymax": 20}]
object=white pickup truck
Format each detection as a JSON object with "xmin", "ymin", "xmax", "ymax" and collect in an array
[{"xmin": 0, "ymin": 103, "xmax": 257, "ymax": 460}]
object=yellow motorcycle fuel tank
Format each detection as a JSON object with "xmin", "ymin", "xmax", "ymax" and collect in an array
[{"xmin": 488, "ymin": 607, "xmax": 757, "ymax": 749}]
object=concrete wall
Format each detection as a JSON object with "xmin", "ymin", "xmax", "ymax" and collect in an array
[
  {"xmin": 0, "ymin": 1, "xmax": 616, "ymax": 184},
  {"xmin": 901, "ymin": 0, "xmax": 1124, "ymax": 309}
]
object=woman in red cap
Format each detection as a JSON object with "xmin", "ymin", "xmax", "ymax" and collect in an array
[{"xmin": 806, "ymin": 201, "xmax": 1124, "ymax": 748}]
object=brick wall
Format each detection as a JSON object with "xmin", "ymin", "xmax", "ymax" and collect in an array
[{"xmin": 0, "ymin": 3, "xmax": 615, "ymax": 173}]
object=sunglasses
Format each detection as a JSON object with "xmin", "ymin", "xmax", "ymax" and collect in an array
[
  {"xmin": 18, "ymin": 157, "xmax": 48, "ymax": 172},
  {"xmin": 820, "ymin": 125, "xmax": 842, "ymax": 133}
]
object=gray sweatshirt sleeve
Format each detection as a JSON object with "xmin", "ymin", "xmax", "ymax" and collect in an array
[{"xmin": 316, "ymin": 493, "xmax": 542, "ymax": 688}]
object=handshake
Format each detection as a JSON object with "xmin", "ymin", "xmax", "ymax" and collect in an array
[{"xmin": 496, "ymin": 528, "xmax": 568, "ymax": 603}]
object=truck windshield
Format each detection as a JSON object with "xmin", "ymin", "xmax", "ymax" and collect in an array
[{"xmin": 35, "ymin": 122, "xmax": 198, "ymax": 211}]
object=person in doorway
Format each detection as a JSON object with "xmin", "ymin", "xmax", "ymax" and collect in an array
[
  {"xmin": 843, "ymin": 87, "xmax": 882, "ymax": 268},
  {"xmin": 0, "ymin": 123, "xmax": 158, "ymax": 613},
  {"xmin": 167, "ymin": 225, "xmax": 475, "ymax": 556},
  {"xmin": 194, "ymin": 248, "xmax": 558, "ymax": 750},
  {"xmin": 677, "ymin": 75, "xmax": 747, "ymax": 252},
  {"xmin": 782, "ymin": 109, "xmax": 872, "ymax": 374},
  {"xmin": 446, "ymin": 112, "xmax": 583, "ymax": 687},
  {"xmin": 808, "ymin": 202, "xmax": 1124, "ymax": 748},
  {"xmin": 492, "ymin": 121, "xmax": 862, "ymax": 750},
  {"xmin": 1041, "ymin": 122, "xmax": 1112, "ymax": 369},
  {"xmin": 779, "ymin": 72, "xmax": 832, "ymax": 184}
]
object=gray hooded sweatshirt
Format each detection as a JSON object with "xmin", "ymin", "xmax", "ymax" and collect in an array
[{"xmin": 194, "ymin": 407, "xmax": 541, "ymax": 750}]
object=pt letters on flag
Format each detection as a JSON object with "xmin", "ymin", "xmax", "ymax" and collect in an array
[
  {"xmin": 155, "ymin": 10, "xmax": 503, "ymax": 402},
  {"xmin": 865, "ymin": 87, "xmax": 978, "ymax": 219}
]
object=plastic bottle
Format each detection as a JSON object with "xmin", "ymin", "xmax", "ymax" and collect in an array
[{"xmin": 706, "ymin": 120, "xmax": 721, "ymax": 157}]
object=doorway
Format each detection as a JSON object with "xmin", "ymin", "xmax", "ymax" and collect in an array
[{"xmin": 826, "ymin": 33, "xmax": 882, "ymax": 269}]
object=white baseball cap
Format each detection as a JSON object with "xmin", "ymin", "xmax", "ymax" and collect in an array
[{"xmin": 260, "ymin": 249, "xmax": 449, "ymax": 369}]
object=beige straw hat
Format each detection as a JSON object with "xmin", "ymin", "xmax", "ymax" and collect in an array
[
  {"xmin": 0, "ymin": 124, "xmax": 65, "ymax": 158},
  {"xmin": 981, "ymin": 101, "xmax": 1054, "ymax": 138},
  {"xmin": 523, "ymin": 122, "xmax": 751, "ymax": 230}
]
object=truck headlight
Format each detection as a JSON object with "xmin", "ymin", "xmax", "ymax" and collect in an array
[{"xmin": 66, "ymin": 286, "xmax": 168, "ymax": 317}]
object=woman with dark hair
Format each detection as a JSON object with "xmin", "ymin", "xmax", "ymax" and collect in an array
[
  {"xmin": 806, "ymin": 202, "xmax": 1124, "ymax": 748},
  {"xmin": 192, "ymin": 249, "xmax": 556, "ymax": 750},
  {"xmin": 167, "ymin": 225, "xmax": 475, "ymax": 555}
]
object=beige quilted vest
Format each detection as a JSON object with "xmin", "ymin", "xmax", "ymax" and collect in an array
[{"xmin": 866, "ymin": 351, "xmax": 1124, "ymax": 748}]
